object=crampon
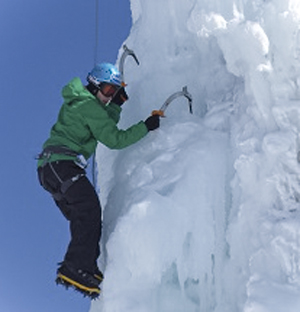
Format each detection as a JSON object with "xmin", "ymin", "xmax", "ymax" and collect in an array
[{"xmin": 56, "ymin": 272, "xmax": 100, "ymax": 299}]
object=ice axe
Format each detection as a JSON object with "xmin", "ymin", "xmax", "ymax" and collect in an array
[
  {"xmin": 119, "ymin": 45, "xmax": 140, "ymax": 86},
  {"xmin": 152, "ymin": 86, "xmax": 193, "ymax": 117}
]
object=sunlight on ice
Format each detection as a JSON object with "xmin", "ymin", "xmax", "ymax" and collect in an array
[{"xmin": 90, "ymin": 1, "xmax": 300, "ymax": 311}]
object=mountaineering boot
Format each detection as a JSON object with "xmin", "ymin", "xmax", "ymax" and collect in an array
[{"xmin": 56, "ymin": 262, "xmax": 100, "ymax": 299}]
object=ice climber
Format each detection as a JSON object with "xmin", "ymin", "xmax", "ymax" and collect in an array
[{"xmin": 37, "ymin": 63, "xmax": 160, "ymax": 298}]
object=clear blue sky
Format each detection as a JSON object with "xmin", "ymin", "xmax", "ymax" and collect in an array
[{"xmin": 0, "ymin": 1, "xmax": 131, "ymax": 311}]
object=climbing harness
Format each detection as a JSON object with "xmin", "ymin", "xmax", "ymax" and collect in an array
[
  {"xmin": 38, "ymin": 146, "xmax": 88, "ymax": 168},
  {"xmin": 37, "ymin": 146, "xmax": 87, "ymax": 201},
  {"xmin": 152, "ymin": 86, "xmax": 193, "ymax": 117}
]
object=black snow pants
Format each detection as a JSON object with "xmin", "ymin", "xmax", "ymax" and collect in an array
[{"xmin": 37, "ymin": 160, "xmax": 101, "ymax": 273}]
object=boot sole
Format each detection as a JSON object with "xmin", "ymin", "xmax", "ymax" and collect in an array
[{"xmin": 56, "ymin": 272, "xmax": 100, "ymax": 298}]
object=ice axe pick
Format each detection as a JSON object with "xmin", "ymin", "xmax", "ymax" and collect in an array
[
  {"xmin": 119, "ymin": 45, "xmax": 140, "ymax": 86},
  {"xmin": 152, "ymin": 86, "xmax": 193, "ymax": 117}
]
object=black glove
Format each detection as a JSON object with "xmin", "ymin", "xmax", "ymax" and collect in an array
[
  {"xmin": 112, "ymin": 87, "xmax": 129, "ymax": 106},
  {"xmin": 145, "ymin": 114, "xmax": 160, "ymax": 131}
]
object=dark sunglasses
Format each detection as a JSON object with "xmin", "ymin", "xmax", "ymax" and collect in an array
[{"xmin": 99, "ymin": 82, "xmax": 119, "ymax": 97}]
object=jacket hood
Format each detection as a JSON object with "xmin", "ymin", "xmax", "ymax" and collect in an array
[{"xmin": 62, "ymin": 77, "xmax": 94, "ymax": 104}]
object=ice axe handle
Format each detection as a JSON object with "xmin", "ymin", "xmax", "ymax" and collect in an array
[{"xmin": 151, "ymin": 110, "xmax": 165, "ymax": 117}]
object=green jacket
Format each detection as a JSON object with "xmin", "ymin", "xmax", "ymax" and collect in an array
[{"xmin": 38, "ymin": 77, "xmax": 148, "ymax": 166}]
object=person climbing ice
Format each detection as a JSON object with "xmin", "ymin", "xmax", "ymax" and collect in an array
[{"xmin": 37, "ymin": 62, "xmax": 160, "ymax": 298}]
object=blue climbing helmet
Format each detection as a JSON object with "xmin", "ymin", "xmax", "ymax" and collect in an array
[{"xmin": 87, "ymin": 63, "xmax": 122, "ymax": 87}]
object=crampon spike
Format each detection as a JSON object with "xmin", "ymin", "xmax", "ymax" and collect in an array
[{"xmin": 55, "ymin": 275, "xmax": 100, "ymax": 299}]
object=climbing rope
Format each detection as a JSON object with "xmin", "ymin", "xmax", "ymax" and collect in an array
[
  {"xmin": 92, "ymin": 0, "xmax": 99, "ymax": 187},
  {"xmin": 94, "ymin": 0, "xmax": 99, "ymax": 66}
]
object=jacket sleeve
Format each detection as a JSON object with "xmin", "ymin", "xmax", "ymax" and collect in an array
[
  {"xmin": 104, "ymin": 102, "xmax": 121, "ymax": 123},
  {"xmin": 80, "ymin": 100, "xmax": 148, "ymax": 150}
]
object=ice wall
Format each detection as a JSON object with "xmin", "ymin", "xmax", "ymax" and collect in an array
[{"xmin": 91, "ymin": 1, "xmax": 300, "ymax": 311}]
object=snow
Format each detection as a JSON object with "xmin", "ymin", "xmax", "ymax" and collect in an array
[{"xmin": 91, "ymin": 0, "xmax": 300, "ymax": 311}]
